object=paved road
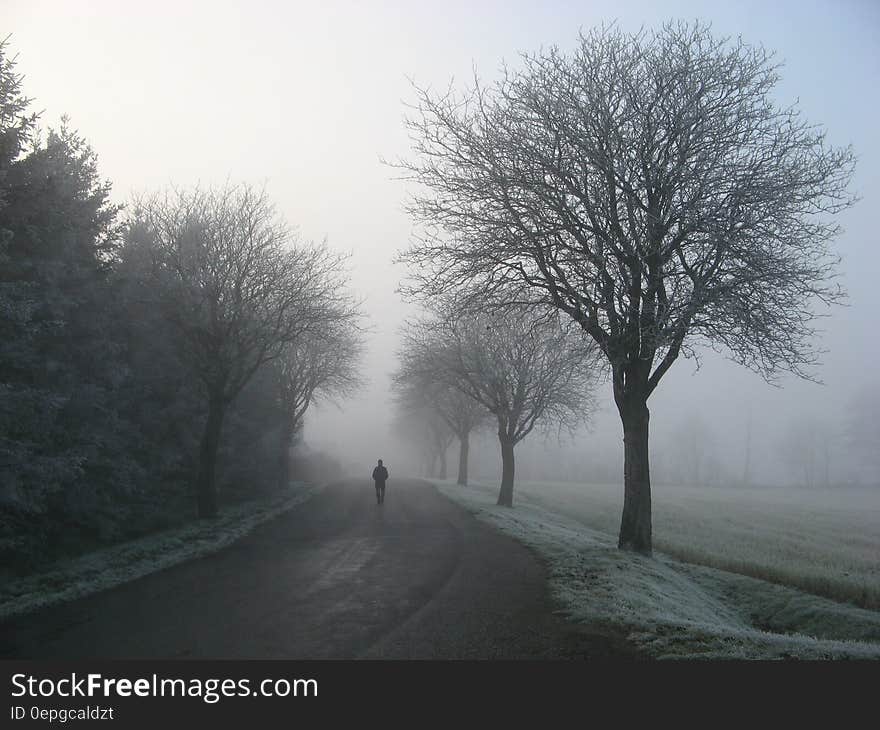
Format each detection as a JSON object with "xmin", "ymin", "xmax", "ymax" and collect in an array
[{"xmin": 1, "ymin": 479, "xmax": 635, "ymax": 659}]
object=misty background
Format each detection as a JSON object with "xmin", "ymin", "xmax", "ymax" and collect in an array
[{"xmin": 7, "ymin": 0, "xmax": 879, "ymax": 488}]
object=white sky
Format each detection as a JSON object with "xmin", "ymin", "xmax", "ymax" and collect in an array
[{"xmin": 5, "ymin": 0, "xmax": 879, "ymax": 479}]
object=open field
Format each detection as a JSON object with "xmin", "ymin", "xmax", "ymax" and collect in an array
[
  {"xmin": 493, "ymin": 480, "xmax": 880, "ymax": 610},
  {"xmin": 434, "ymin": 479, "xmax": 880, "ymax": 659}
]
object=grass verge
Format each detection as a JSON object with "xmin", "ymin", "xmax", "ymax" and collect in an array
[
  {"xmin": 0, "ymin": 481, "xmax": 322, "ymax": 621},
  {"xmin": 434, "ymin": 479, "xmax": 880, "ymax": 660}
]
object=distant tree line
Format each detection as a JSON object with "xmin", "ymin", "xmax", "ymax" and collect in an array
[{"xmin": 0, "ymin": 40, "xmax": 363, "ymax": 572}]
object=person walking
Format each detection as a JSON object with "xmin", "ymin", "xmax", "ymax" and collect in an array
[{"xmin": 372, "ymin": 459, "xmax": 389, "ymax": 504}]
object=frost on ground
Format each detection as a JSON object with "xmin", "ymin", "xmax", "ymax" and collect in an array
[
  {"xmin": 511, "ymin": 479, "xmax": 880, "ymax": 610},
  {"xmin": 435, "ymin": 480, "xmax": 880, "ymax": 660},
  {"xmin": 0, "ymin": 482, "xmax": 322, "ymax": 622}
]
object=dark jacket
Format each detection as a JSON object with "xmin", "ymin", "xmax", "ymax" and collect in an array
[{"xmin": 372, "ymin": 465, "xmax": 388, "ymax": 483}]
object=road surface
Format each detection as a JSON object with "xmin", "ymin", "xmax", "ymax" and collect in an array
[{"xmin": 1, "ymin": 479, "xmax": 635, "ymax": 659}]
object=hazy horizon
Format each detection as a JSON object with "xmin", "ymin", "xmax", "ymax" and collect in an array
[{"xmin": 6, "ymin": 0, "xmax": 879, "ymax": 487}]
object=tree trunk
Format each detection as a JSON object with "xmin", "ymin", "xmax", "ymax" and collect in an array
[
  {"xmin": 197, "ymin": 394, "xmax": 225, "ymax": 519},
  {"xmin": 496, "ymin": 434, "xmax": 515, "ymax": 507},
  {"xmin": 617, "ymin": 397, "xmax": 652, "ymax": 554},
  {"xmin": 457, "ymin": 430, "xmax": 470, "ymax": 486},
  {"xmin": 438, "ymin": 444, "xmax": 447, "ymax": 480}
]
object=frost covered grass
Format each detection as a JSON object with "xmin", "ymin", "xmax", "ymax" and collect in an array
[
  {"xmin": 0, "ymin": 482, "xmax": 322, "ymax": 621},
  {"xmin": 508, "ymin": 480, "xmax": 879, "ymax": 610},
  {"xmin": 434, "ymin": 479, "xmax": 880, "ymax": 660}
]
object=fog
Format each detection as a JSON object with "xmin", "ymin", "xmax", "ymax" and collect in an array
[{"xmin": 8, "ymin": 0, "xmax": 879, "ymax": 487}]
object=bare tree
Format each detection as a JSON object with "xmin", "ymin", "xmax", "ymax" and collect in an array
[
  {"xmin": 440, "ymin": 387, "xmax": 489, "ymax": 486},
  {"xmin": 125, "ymin": 183, "xmax": 356, "ymax": 517},
  {"xmin": 393, "ymin": 352, "xmax": 489, "ymax": 486},
  {"xmin": 272, "ymin": 311, "xmax": 364, "ymax": 490},
  {"xmin": 403, "ymin": 304, "xmax": 597, "ymax": 506},
  {"xmin": 390, "ymin": 384, "xmax": 455, "ymax": 478},
  {"xmin": 394, "ymin": 22, "xmax": 856, "ymax": 551}
]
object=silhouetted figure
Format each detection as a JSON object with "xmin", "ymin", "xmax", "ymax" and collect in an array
[{"xmin": 372, "ymin": 459, "xmax": 389, "ymax": 504}]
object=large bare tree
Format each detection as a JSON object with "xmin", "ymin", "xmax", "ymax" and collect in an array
[
  {"xmin": 125, "ymin": 183, "xmax": 356, "ymax": 517},
  {"xmin": 395, "ymin": 22, "xmax": 856, "ymax": 551},
  {"xmin": 403, "ymin": 305, "xmax": 596, "ymax": 506}
]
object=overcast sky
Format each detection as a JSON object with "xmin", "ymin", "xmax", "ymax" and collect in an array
[{"xmin": 5, "ymin": 0, "xmax": 878, "ymax": 482}]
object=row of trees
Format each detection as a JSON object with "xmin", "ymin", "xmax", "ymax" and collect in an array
[
  {"xmin": 394, "ymin": 22, "xmax": 856, "ymax": 552},
  {"xmin": 122, "ymin": 187, "xmax": 362, "ymax": 517},
  {"xmin": 405, "ymin": 397, "xmax": 877, "ymax": 492},
  {"xmin": 392, "ymin": 302, "xmax": 598, "ymax": 506},
  {"xmin": 0, "ymin": 39, "xmax": 362, "ymax": 569}
]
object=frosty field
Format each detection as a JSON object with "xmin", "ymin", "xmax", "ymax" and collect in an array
[
  {"xmin": 514, "ymin": 480, "xmax": 879, "ymax": 609},
  {"xmin": 434, "ymin": 479, "xmax": 880, "ymax": 659}
]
